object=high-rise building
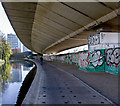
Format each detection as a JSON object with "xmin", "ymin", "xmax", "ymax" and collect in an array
[{"xmin": 7, "ymin": 34, "xmax": 21, "ymax": 54}]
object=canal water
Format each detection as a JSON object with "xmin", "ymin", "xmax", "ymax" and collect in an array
[{"xmin": 0, "ymin": 60, "xmax": 34, "ymax": 104}]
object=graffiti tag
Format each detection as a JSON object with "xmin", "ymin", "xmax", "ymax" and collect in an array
[
  {"xmin": 89, "ymin": 50, "xmax": 103, "ymax": 67},
  {"xmin": 72, "ymin": 54, "xmax": 78, "ymax": 64},
  {"xmin": 78, "ymin": 53, "xmax": 90, "ymax": 67},
  {"xmin": 106, "ymin": 48, "xmax": 120, "ymax": 67},
  {"xmin": 88, "ymin": 34, "xmax": 100, "ymax": 46}
]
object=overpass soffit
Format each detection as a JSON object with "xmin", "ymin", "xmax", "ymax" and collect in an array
[{"xmin": 2, "ymin": 2, "xmax": 120, "ymax": 54}]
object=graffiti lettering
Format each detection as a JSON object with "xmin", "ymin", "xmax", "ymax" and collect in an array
[
  {"xmin": 78, "ymin": 53, "xmax": 90, "ymax": 67},
  {"xmin": 72, "ymin": 54, "xmax": 78, "ymax": 64},
  {"xmin": 88, "ymin": 34, "xmax": 100, "ymax": 46},
  {"xmin": 106, "ymin": 48, "xmax": 120, "ymax": 67},
  {"xmin": 89, "ymin": 51, "xmax": 103, "ymax": 67}
]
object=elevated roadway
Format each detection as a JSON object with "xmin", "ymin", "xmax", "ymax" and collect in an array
[
  {"xmin": 2, "ymin": 1, "xmax": 120, "ymax": 54},
  {"xmin": 1, "ymin": 1, "xmax": 119, "ymax": 105}
]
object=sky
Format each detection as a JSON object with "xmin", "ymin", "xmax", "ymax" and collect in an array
[
  {"xmin": 0, "ymin": 3, "xmax": 30, "ymax": 52},
  {"xmin": 0, "ymin": 2, "xmax": 15, "ymax": 35}
]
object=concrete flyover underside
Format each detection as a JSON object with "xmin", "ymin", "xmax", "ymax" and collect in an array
[{"xmin": 2, "ymin": 1, "xmax": 120, "ymax": 54}]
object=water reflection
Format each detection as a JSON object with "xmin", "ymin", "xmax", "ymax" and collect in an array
[
  {"xmin": 0, "ymin": 63, "xmax": 12, "ymax": 91},
  {"xmin": 0, "ymin": 60, "xmax": 33, "ymax": 104}
]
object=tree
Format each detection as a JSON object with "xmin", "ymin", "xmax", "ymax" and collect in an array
[{"xmin": 0, "ymin": 36, "xmax": 12, "ymax": 63}]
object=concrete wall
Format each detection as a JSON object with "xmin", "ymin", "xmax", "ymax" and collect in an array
[
  {"xmin": 78, "ymin": 49, "xmax": 105, "ymax": 72},
  {"xmin": 105, "ymin": 47, "xmax": 120, "ymax": 75},
  {"xmin": 88, "ymin": 32, "xmax": 119, "ymax": 50},
  {"xmin": 44, "ymin": 47, "xmax": 120, "ymax": 75}
]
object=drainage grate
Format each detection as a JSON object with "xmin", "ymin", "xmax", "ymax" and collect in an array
[
  {"xmin": 64, "ymin": 101, "xmax": 69, "ymax": 104},
  {"xmin": 78, "ymin": 101, "xmax": 82, "ymax": 104},
  {"xmin": 42, "ymin": 102, "xmax": 46, "ymax": 104},
  {"xmin": 101, "ymin": 102, "xmax": 104, "ymax": 104},
  {"xmin": 43, "ymin": 95, "xmax": 46, "ymax": 97},
  {"xmin": 93, "ymin": 95, "xmax": 96, "ymax": 97}
]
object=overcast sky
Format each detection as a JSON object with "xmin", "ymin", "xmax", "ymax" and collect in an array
[{"xmin": 0, "ymin": 2, "xmax": 15, "ymax": 35}]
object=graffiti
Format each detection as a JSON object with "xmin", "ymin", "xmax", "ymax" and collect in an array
[
  {"xmin": 67, "ymin": 54, "xmax": 73, "ymax": 64},
  {"xmin": 106, "ymin": 48, "xmax": 120, "ymax": 67},
  {"xmin": 58, "ymin": 56, "xmax": 65, "ymax": 61},
  {"xmin": 88, "ymin": 34, "xmax": 100, "ymax": 46},
  {"xmin": 78, "ymin": 52, "xmax": 90, "ymax": 67},
  {"xmin": 89, "ymin": 50, "xmax": 103, "ymax": 67},
  {"xmin": 50, "ymin": 56, "xmax": 56, "ymax": 61},
  {"xmin": 43, "ymin": 48, "xmax": 119, "ymax": 74},
  {"xmin": 72, "ymin": 54, "xmax": 78, "ymax": 64},
  {"xmin": 60, "ymin": 56, "xmax": 65, "ymax": 61}
]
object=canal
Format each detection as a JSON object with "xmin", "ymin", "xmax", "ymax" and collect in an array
[{"xmin": 0, "ymin": 60, "xmax": 34, "ymax": 104}]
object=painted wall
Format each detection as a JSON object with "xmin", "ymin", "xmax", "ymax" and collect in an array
[
  {"xmin": 43, "ymin": 47, "xmax": 120, "ymax": 75},
  {"xmin": 105, "ymin": 48, "xmax": 120, "ymax": 75},
  {"xmin": 78, "ymin": 49, "xmax": 105, "ymax": 72},
  {"xmin": 88, "ymin": 32, "xmax": 119, "ymax": 50}
]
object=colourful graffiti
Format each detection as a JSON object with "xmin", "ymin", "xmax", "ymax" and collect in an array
[
  {"xmin": 89, "ymin": 50, "xmax": 104, "ymax": 67},
  {"xmin": 72, "ymin": 53, "xmax": 78, "ymax": 64},
  {"xmin": 106, "ymin": 48, "xmax": 120, "ymax": 67},
  {"xmin": 78, "ymin": 49, "xmax": 104, "ymax": 72},
  {"xmin": 60, "ymin": 56, "xmax": 65, "ymax": 62},
  {"xmin": 44, "ymin": 47, "xmax": 119, "ymax": 75},
  {"xmin": 78, "ymin": 52, "xmax": 90, "ymax": 67}
]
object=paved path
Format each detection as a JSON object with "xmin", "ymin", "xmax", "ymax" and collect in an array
[
  {"xmin": 23, "ymin": 60, "xmax": 115, "ymax": 104},
  {"xmin": 47, "ymin": 61, "xmax": 118, "ymax": 104}
]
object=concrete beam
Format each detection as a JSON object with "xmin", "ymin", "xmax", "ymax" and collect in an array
[{"xmin": 43, "ymin": 8, "xmax": 118, "ymax": 53}]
